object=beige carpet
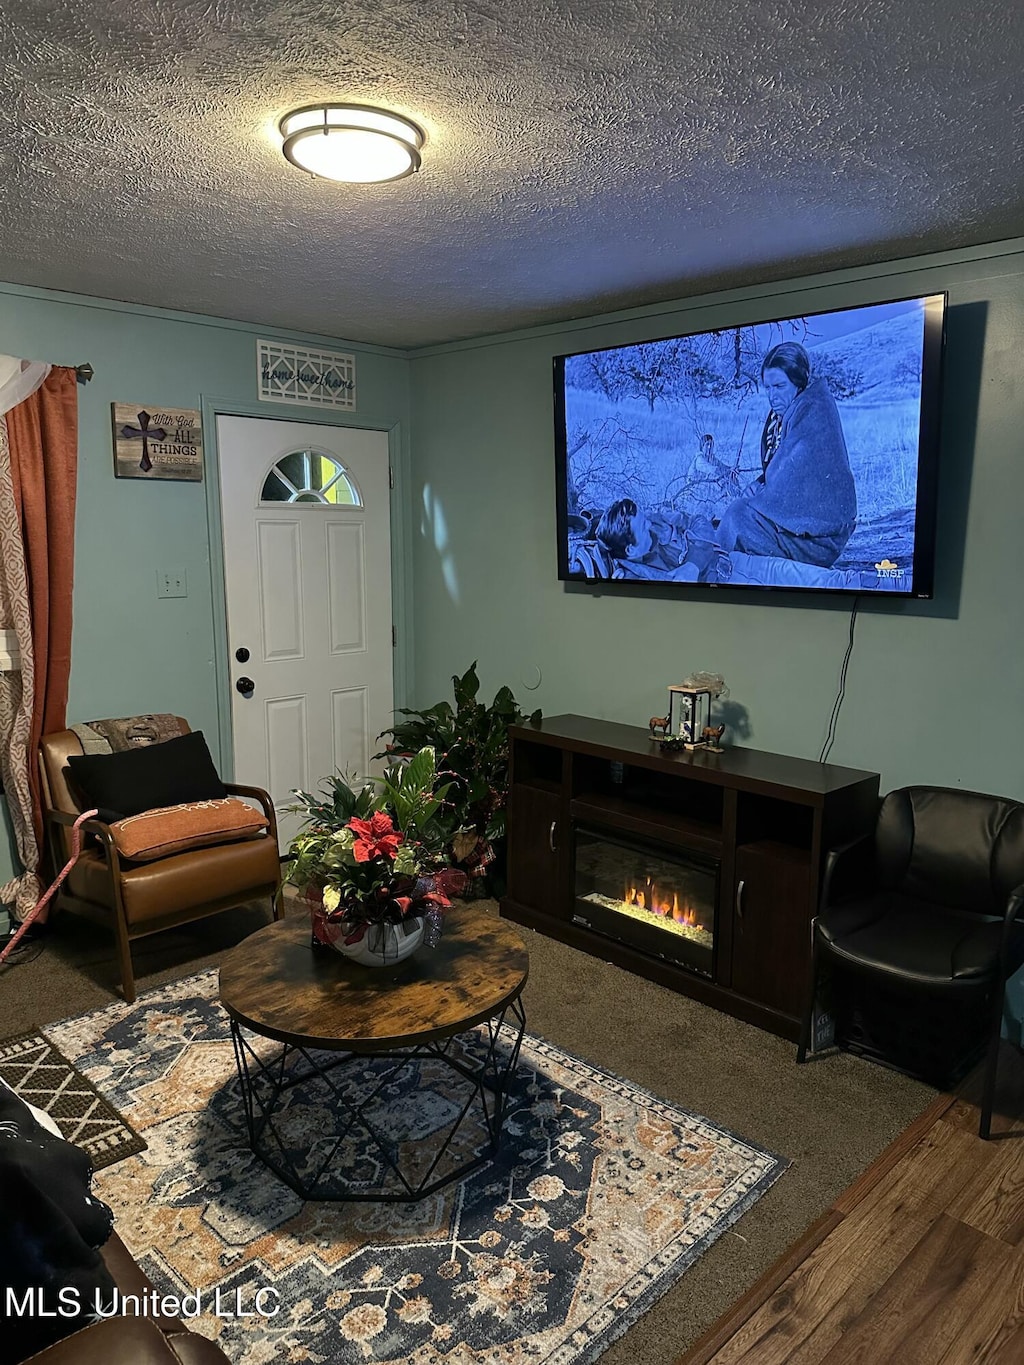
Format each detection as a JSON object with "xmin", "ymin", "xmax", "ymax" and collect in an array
[{"xmin": 0, "ymin": 894, "xmax": 935, "ymax": 1363}]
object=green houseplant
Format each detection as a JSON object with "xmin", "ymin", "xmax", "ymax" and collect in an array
[
  {"xmin": 377, "ymin": 663, "xmax": 541, "ymax": 895},
  {"xmin": 286, "ymin": 746, "xmax": 467, "ymax": 962}
]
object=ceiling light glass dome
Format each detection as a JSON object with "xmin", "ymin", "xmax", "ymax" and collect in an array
[{"xmin": 279, "ymin": 104, "xmax": 424, "ymax": 184}]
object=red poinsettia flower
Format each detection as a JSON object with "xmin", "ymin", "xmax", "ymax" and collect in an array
[{"xmin": 347, "ymin": 811, "xmax": 404, "ymax": 863}]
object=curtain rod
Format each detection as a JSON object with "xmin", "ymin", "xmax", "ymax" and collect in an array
[{"xmin": 75, "ymin": 363, "xmax": 93, "ymax": 384}]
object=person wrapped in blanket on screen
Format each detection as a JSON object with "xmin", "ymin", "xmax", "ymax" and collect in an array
[{"xmin": 716, "ymin": 342, "xmax": 856, "ymax": 569}]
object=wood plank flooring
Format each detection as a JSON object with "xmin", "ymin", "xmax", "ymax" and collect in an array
[{"xmin": 679, "ymin": 1044, "xmax": 1024, "ymax": 1365}]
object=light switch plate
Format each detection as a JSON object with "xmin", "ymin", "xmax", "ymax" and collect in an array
[{"xmin": 157, "ymin": 567, "xmax": 188, "ymax": 598}]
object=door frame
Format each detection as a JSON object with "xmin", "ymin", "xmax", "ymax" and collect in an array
[{"xmin": 201, "ymin": 394, "xmax": 413, "ymax": 780}]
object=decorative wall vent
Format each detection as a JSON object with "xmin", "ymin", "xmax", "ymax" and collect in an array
[{"xmin": 257, "ymin": 340, "xmax": 356, "ymax": 410}]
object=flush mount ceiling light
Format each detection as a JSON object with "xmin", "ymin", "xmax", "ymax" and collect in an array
[{"xmin": 279, "ymin": 103, "xmax": 424, "ymax": 184}]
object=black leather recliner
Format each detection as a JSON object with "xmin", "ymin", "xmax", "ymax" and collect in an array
[{"xmin": 797, "ymin": 785, "xmax": 1024, "ymax": 1138}]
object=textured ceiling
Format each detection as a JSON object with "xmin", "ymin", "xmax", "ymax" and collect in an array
[{"xmin": 1, "ymin": 1, "xmax": 1022, "ymax": 348}]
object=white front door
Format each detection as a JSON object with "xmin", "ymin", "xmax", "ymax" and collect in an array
[{"xmin": 217, "ymin": 415, "xmax": 394, "ymax": 843}]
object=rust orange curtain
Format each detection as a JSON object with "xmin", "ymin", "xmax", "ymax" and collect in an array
[{"xmin": 6, "ymin": 366, "xmax": 78, "ymax": 851}]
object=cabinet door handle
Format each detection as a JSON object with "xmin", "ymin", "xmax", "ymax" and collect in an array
[
  {"xmin": 735, "ymin": 878, "xmax": 746, "ymax": 920},
  {"xmin": 549, "ymin": 821, "xmax": 558, "ymax": 853}
]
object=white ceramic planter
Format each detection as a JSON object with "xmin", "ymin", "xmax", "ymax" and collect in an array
[{"xmin": 332, "ymin": 916, "xmax": 425, "ymax": 967}]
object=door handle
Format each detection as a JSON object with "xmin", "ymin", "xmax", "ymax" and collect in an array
[
  {"xmin": 235, "ymin": 676, "xmax": 255, "ymax": 697},
  {"xmin": 735, "ymin": 878, "xmax": 746, "ymax": 921},
  {"xmin": 549, "ymin": 821, "xmax": 557, "ymax": 853}
]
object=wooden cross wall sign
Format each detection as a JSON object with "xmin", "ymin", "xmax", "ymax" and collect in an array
[{"xmin": 111, "ymin": 403, "xmax": 204, "ymax": 481}]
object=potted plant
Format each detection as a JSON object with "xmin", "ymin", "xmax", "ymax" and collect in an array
[
  {"xmin": 376, "ymin": 662, "xmax": 541, "ymax": 896},
  {"xmin": 286, "ymin": 747, "xmax": 467, "ymax": 965}
]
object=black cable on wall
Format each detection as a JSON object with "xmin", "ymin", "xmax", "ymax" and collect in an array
[{"xmin": 819, "ymin": 596, "xmax": 860, "ymax": 764}]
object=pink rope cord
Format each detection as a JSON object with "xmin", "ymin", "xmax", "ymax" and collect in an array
[{"xmin": 0, "ymin": 808, "xmax": 98, "ymax": 965}]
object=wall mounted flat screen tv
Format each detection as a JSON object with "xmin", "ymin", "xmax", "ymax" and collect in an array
[{"xmin": 554, "ymin": 292, "xmax": 946, "ymax": 596}]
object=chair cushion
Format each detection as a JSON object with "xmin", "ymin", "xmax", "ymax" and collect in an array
[
  {"xmin": 817, "ymin": 891, "xmax": 1023, "ymax": 987},
  {"xmin": 109, "ymin": 799, "xmax": 268, "ymax": 862},
  {"xmin": 66, "ymin": 834, "xmax": 282, "ymax": 927},
  {"xmin": 66, "ymin": 731, "xmax": 226, "ymax": 819}
]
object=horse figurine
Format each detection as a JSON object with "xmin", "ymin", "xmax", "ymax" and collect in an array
[
  {"xmin": 702, "ymin": 723, "xmax": 726, "ymax": 752},
  {"xmin": 649, "ymin": 715, "xmax": 670, "ymax": 738}
]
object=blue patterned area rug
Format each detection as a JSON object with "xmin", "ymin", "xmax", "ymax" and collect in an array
[{"xmin": 47, "ymin": 971, "xmax": 786, "ymax": 1365}]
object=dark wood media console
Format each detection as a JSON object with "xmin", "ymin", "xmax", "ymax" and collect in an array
[{"xmin": 500, "ymin": 714, "xmax": 880, "ymax": 1040}]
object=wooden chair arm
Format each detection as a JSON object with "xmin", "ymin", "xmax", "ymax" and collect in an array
[
  {"xmin": 47, "ymin": 808, "xmax": 114, "ymax": 842},
  {"xmin": 46, "ymin": 808, "xmax": 123, "ymax": 874},
  {"xmin": 223, "ymin": 783, "xmax": 279, "ymax": 842}
]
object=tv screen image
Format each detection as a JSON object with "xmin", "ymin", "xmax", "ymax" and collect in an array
[{"xmin": 555, "ymin": 293, "xmax": 946, "ymax": 597}]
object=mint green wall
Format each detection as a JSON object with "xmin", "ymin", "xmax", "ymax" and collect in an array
[
  {"xmin": 408, "ymin": 242, "xmax": 1024, "ymax": 801},
  {"xmin": 0, "ymin": 284, "xmax": 410, "ymax": 895}
]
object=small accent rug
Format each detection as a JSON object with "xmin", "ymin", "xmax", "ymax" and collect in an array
[
  {"xmin": 0, "ymin": 1030, "xmax": 146, "ymax": 1170},
  {"xmin": 47, "ymin": 971, "xmax": 787, "ymax": 1365}
]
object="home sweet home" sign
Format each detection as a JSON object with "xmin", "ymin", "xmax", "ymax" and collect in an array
[{"xmin": 257, "ymin": 340, "xmax": 357, "ymax": 410}]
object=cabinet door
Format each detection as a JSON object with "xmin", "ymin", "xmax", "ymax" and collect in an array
[
  {"xmin": 506, "ymin": 785, "xmax": 565, "ymax": 918},
  {"xmin": 731, "ymin": 841, "xmax": 813, "ymax": 1019}
]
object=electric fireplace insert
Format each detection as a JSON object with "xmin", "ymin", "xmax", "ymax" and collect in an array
[{"xmin": 572, "ymin": 826, "xmax": 718, "ymax": 977}]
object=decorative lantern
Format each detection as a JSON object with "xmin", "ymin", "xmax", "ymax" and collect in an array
[{"xmin": 668, "ymin": 685, "xmax": 711, "ymax": 747}]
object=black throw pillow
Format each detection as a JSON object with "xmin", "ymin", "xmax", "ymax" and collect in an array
[{"xmin": 66, "ymin": 730, "xmax": 227, "ymax": 819}]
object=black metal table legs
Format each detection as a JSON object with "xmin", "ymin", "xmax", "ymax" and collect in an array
[{"xmin": 229, "ymin": 998, "xmax": 527, "ymax": 1202}]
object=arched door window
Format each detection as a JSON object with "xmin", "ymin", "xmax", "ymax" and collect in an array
[{"xmin": 260, "ymin": 448, "xmax": 362, "ymax": 505}]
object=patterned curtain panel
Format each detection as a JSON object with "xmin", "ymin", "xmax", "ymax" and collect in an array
[
  {"xmin": 0, "ymin": 365, "xmax": 79, "ymax": 922},
  {"xmin": 0, "ymin": 415, "xmax": 41, "ymax": 916}
]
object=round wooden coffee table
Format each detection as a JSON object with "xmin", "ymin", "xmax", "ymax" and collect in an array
[{"xmin": 219, "ymin": 904, "xmax": 529, "ymax": 1202}]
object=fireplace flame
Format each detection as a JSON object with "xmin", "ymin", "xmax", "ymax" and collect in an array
[{"xmin": 625, "ymin": 880, "xmax": 700, "ymax": 928}]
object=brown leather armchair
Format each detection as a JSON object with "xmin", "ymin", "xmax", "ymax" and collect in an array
[
  {"xmin": 23, "ymin": 1234, "xmax": 231, "ymax": 1363},
  {"xmin": 39, "ymin": 718, "xmax": 283, "ymax": 1003}
]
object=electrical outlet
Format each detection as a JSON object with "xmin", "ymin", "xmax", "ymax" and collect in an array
[{"xmin": 157, "ymin": 567, "xmax": 188, "ymax": 598}]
